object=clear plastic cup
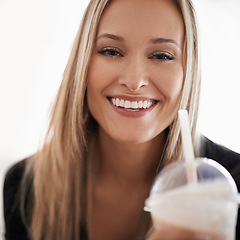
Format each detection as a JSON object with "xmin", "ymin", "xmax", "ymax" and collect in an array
[{"xmin": 145, "ymin": 158, "xmax": 239, "ymax": 240}]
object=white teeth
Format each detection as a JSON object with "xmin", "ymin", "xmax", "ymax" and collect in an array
[
  {"xmin": 138, "ymin": 101, "xmax": 143, "ymax": 108},
  {"xmin": 116, "ymin": 98, "xmax": 120, "ymax": 106},
  {"xmin": 131, "ymin": 101, "xmax": 138, "ymax": 109},
  {"xmin": 110, "ymin": 98, "xmax": 155, "ymax": 110},
  {"xmin": 143, "ymin": 100, "xmax": 148, "ymax": 109},
  {"xmin": 119, "ymin": 99, "xmax": 124, "ymax": 107},
  {"xmin": 124, "ymin": 100, "xmax": 131, "ymax": 108}
]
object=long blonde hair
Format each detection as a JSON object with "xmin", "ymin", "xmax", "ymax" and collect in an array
[
  {"xmin": 164, "ymin": 0, "xmax": 201, "ymax": 165},
  {"xmin": 22, "ymin": 0, "xmax": 201, "ymax": 239}
]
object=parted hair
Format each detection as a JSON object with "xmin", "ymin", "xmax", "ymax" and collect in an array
[{"xmin": 21, "ymin": 0, "xmax": 201, "ymax": 239}]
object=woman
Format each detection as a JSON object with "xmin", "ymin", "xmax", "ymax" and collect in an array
[{"xmin": 4, "ymin": 0, "xmax": 240, "ymax": 239}]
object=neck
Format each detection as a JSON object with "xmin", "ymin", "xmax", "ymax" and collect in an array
[{"xmin": 96, "ymin": 127, "xmax": 167, "ymax": 188}]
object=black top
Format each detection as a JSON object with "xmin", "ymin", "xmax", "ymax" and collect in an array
[{"xmin": 3, "ymin": 137, "xmax": 240, "ymax": 240}]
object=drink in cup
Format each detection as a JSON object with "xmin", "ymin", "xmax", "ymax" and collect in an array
[
  {"xmin": 145, "ymin": 158, "xmax": 239, "ymax": 240},
  {"xmin": 145, "ymin": 111, "xmax": 239, "ymax": 240}
]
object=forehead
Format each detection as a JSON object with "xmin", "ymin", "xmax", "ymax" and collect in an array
[{"xmin": 97, "ymin": 0, "xmax": 185, "ymax": 44}]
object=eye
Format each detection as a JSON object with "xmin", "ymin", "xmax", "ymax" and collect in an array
[
  {"xmin": 98, "ymin": 47, "xmax": 123, "ymax": 57},
  {"xmin": 149, "ymin": 52, "xmax": 174, "ymax": 61}
]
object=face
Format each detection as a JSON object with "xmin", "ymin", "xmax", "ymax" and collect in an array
[{"xmin": 87, "ymin": 0, "xmax": 185, "ymax": 144}]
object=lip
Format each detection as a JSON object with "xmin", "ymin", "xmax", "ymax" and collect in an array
[{"xmin": 107, "ymin": 95, "xmax": 159, "ymax": 118}]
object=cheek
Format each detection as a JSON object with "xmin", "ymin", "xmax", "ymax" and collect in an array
[
  {"xmin": 87, "ymin": 55, "xmax": 119, "ymax": 90},
  {"xmin": 88, "ymin": 59, "xmax": 102, "ymax": 92},
  {"xmin": 86, "ymin": 83, "xmax": 96, "ymax": 120},
  {"xmin": 154, "ymin": 65, "xmax": 183, "ymax": 101},
  {"xmin": 87, "ymin": 60, "xmax": 101, "ymax": 117},
  {"xmin": 87, "ymin": 59, "xmax": 109, "ymax": 102},
  {"xmin": 168, "ymin": 70, "xmax": 183, "ymax": 99},
  {"xmin": 87, "ymin": 56, "xmax": 117, "ymax": 117}
]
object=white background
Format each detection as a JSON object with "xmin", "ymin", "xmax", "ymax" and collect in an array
[{"xmin": 0, "ymin": 0, "xmax": 240, "ymax": 237}]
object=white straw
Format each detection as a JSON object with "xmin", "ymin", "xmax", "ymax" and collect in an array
[{"xmin": 178, "ymin": 110, "xmax": 197, "ymax": 183}]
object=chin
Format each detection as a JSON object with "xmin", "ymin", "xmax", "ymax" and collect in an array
[
  {"xmin": 117, "ymin": 137, "xmax": 148, "ymax": 145},
  {"xmin": 111, "ymin": 130, "xmax": 160, "ymax": 145}
]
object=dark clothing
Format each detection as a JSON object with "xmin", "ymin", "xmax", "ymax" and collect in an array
[
  {"xmin": 3, "ymin": 136, "xmax": 240, "ymax": 239},
  {"xmin": 4, "ymin": 160, "xmax": 29, "ymax": 240}
]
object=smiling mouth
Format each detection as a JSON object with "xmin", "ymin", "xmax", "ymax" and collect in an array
[{"xmin": 107, "ymin": 97, "xmax": 159, "ymax": 112}]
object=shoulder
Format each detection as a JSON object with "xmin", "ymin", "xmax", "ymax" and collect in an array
[
  {"xmin": 4, "ymin": 159, "xmax": 27, "ymax": 214},
  {"xmin": 199, "ymin": 136, "xmax": 240, "ymax": 238},
  {"xmin": 3, "ymin": 159, "xmax": 32, "ymax": 240},
  {"xmin": 200, "ymin": 136, "xmax": 240, "ymax": 168},
  {"xmin": 200, "ymin": 136, "xmax": 240, "ymax": 189},
  {"xmin": 4, "ymin": 160, "xmax": 27, "ymax": 193}
]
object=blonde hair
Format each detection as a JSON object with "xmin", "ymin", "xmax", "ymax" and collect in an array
[
  {"xmin": 163, "ymin": 0, "xmax": 201, "ymax": 166},
  {"xmin": 22, "ymin": 0, "xmax": 201, "ymax": 239}
]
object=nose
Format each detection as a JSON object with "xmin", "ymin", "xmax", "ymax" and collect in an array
[{"xmin": 118, "ymin": 58, "xmax": 149, "ymax": 91}]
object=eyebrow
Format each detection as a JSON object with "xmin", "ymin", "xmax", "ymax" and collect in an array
[
  {"xmin": 96, "ymin": 33, "xmax": 124, "ymax": 42},
  {"xmin": 96, "ymin": 34, "xmax": 180, "ymax": 48},
  {"xmin": 150, "ymin": 38, "xmax": 181, "ymax": 48}
]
